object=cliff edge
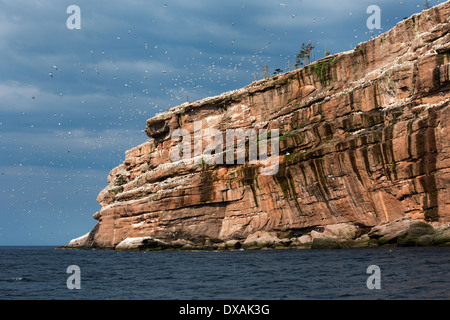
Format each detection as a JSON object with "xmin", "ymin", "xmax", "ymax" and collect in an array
[{"xmin": 66, "ymin": 3, "xmax": 450, "ymax": 250}]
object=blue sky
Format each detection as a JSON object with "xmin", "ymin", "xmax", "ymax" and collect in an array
[{"xmin": 0, "ymin": 0, "xmax": 443, "ymax": 245}]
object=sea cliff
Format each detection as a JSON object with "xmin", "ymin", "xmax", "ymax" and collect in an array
[{"xmin": 66, "ymin": 3, "xmax": 450, "ymax": 250}]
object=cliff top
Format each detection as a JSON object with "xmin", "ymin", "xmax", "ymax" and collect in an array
[{"xmin": 147, "ymin": 1, "xmax": 450, "ymax": 127}]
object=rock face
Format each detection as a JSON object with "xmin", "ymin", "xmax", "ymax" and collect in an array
[{"xmin": 68, "ymin": 3, "xmax": 450, "ymax": 250}]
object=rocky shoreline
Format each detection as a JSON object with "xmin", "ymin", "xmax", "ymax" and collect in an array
[{"xmin": 61, "ymin": 217, "xmax": 450, "ymax": 251}]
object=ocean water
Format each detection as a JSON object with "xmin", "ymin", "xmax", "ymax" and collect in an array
[{"xmin": 0, "ymin": 246, "xmax": 448, "ymax": 300}]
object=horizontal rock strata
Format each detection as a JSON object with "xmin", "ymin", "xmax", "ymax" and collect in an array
[{"xmin": 67, "ymin": 3, "xmax": 450, "ymax": 250}]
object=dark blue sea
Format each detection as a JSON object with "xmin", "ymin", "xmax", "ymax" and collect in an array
[{"xmin": 0, "ymin": 246, "xmax": 449, "ymax": 300}]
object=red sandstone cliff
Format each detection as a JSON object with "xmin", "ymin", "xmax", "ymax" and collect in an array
[{"xmin": 67, "ymin": 3, "xmax": 450, "ymax": 250}]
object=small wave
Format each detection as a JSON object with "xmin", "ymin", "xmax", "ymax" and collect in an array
[
  {"xmin": 4, "ymin": 277, "xmax": 32, "ymax": 282},
  {"xmin": 12, "ymin": 277, "xmax": 24, "ymax": 281}
]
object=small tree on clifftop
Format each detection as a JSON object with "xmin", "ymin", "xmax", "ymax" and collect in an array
[{"xmin": 295, "ymin": 43, "xmax": 315, "ymax": 68}]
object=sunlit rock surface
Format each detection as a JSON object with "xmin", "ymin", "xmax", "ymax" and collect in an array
[{"xmin": 67, "ymin": 3, "xmax": 450, "ymax": 250}]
